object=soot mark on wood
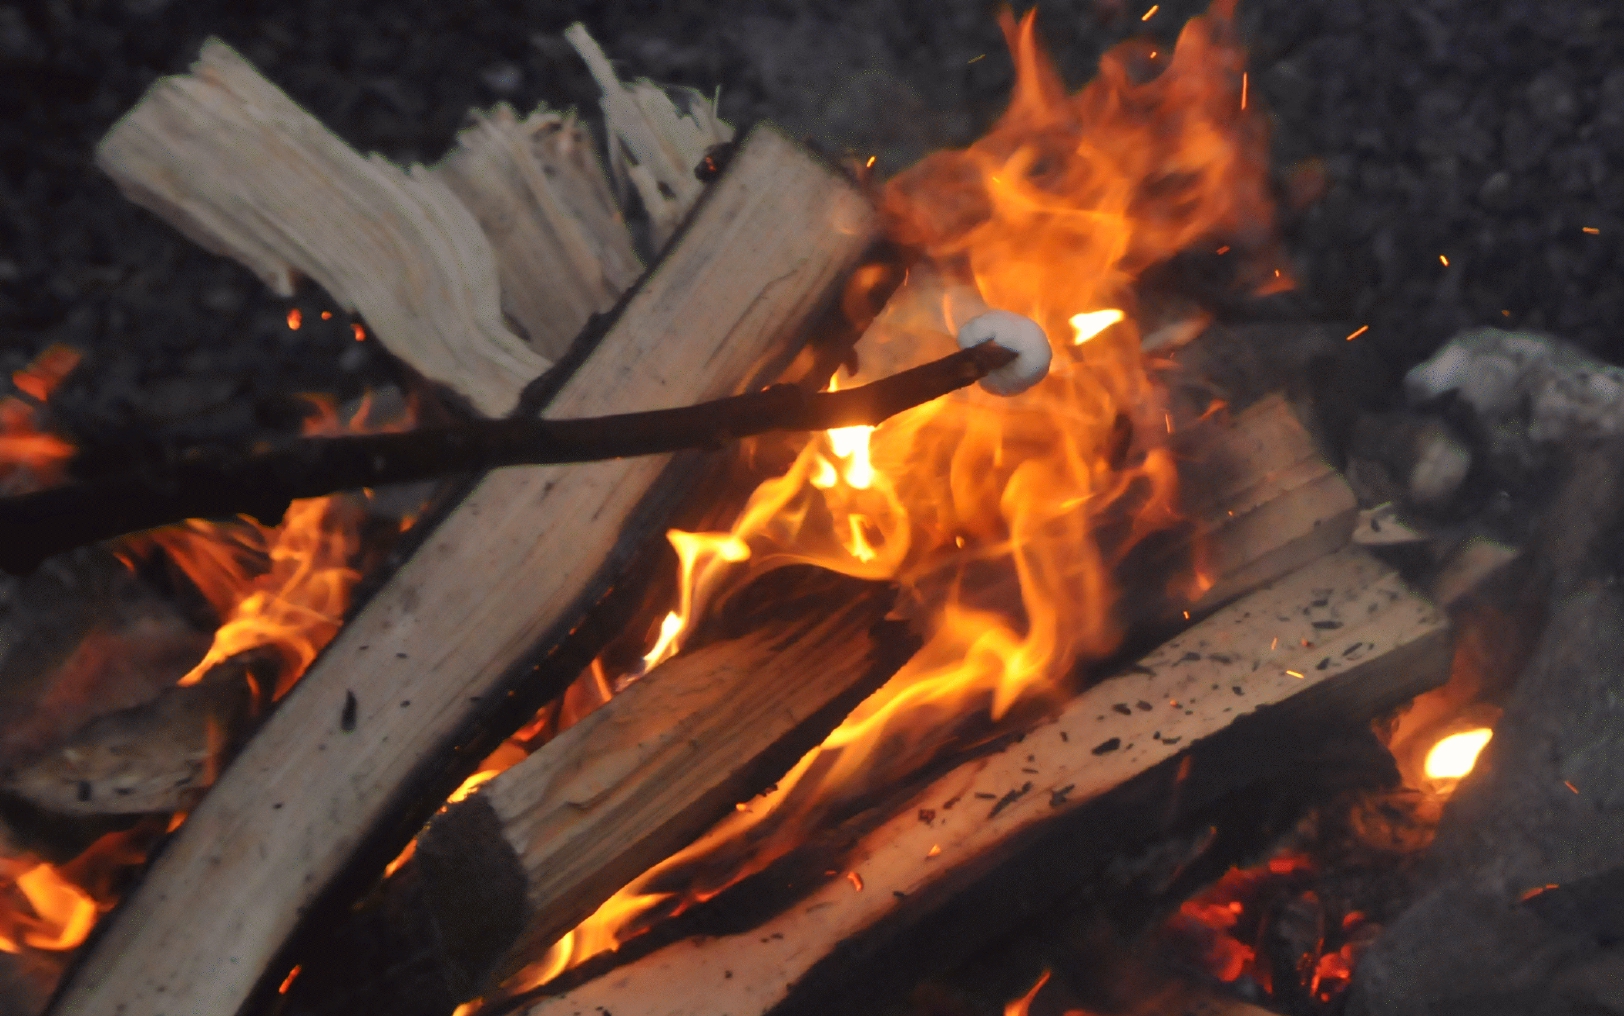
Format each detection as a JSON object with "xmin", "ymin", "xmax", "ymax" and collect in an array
[
  {"xmin": 988, "ymin": 782, "xmax": 1033, "ymax": 819},
  {"xmin": 1092, "ymin": 737, "xmax": 1121, "ymax": 755},
  {"xmin": 341, "ymin": 691, "xmax": 358, "ymax": 732}
]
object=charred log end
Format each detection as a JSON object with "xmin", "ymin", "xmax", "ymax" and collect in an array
[
  {"xmin": 281, "ymin": 797, "xmax": 526, "ymax": 1016},
  {"xmin": 416, "ymin": 796, "xmax": 530, "ymax": 998}
]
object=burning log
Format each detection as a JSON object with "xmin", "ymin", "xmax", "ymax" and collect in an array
[
  {"xmin": 518, "ymin": 547, "xmax": 1449, "ymax": 1016},
  {"xmin": 47, "ymin": 124, "xmax": 878, "ymax": 1016},
  {"xmin": 0, "ymin": 342, "xmax": 1017, "ymax": 575},
  {"xmin": 279, "ymin": 587, "xmax": 913, "ymax": 1014},
  {"xmin": 276, "ymin": 384, "xmax": 1361, "ymax": 1016}
]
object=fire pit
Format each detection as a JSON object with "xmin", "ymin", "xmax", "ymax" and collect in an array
[{"xmin": 3, "ymin": 2, "xmax": 1621, "ymax": 1016}]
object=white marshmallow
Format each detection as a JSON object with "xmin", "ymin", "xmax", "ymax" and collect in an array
[{"xmin": 956, "ymin": 310, "xmax": 1052, "ymax": 396}]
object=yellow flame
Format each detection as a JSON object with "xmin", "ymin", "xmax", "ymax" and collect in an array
[
  {"xmin": 843, "ymin": 514, "xmax": 879, "ymax": 563},
  {"xmin": 1069, "ymin": 308, "xmax": 1126, "ymax": 344},
  {"xmin": 502, "ymin": 0, "xmax": 1282, "ymax": 991},
  {"xmin": 1424, "ymin": 728, "xmax": 1492, "ymax": 781},
  {"xmin": 641, "ymin": 611, "xmax": 686, "ymax": 671},
  {"xmin": 827, "ymin": 424, "xmax": 877, "ymax": 489}
]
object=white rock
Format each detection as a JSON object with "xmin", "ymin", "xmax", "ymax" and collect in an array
[
  {"xmin": 956, "ymin": 310, "xmax": 1052, "ymax": 397},
  {"xmin": 1409, "ymin": 420, "xmax": 1472, "ymax": 507}
]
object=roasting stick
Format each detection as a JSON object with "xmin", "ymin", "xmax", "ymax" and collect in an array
[
  {"xmin": 0, "ymin": 341, "xmax": 1018, "ymax": 575},
  {"xmin": 47, "ymin": 124, "xmax": 878, "ymax": 1016},
  {"xmin": 522, "ymin": 548, "xmax": 1450, "ymax": 1016}
]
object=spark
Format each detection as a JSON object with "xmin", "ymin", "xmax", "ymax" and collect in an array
[
  {"xmin": 866, "ymin": 155, "xmax": 876, "ymax": 168},
  {"xmin": 1566, "ymin": 780, "xmax": 1579, "ymax": 794},
  {"xmin": 846, "ymin": 871, "xmax": 864, "ymax": 891},
  {"xmin": 1240, "ymin": 72, "xmax": 1248, "ymax": 110},
  {"xmin": 353, "ymin": 323, "xmax": 366, "ymax": 341},
  {"xmin": 278, "ymin": 966, "xmax": 302, "ymax": 995},
  {"xmin": 321, "ymin": 310, "xmax": 332, "ymax": 320},
  {"xmin": 1439, "ymin": 254, "xmax": 1450, "ymax": 266},
  {"xmin": 927, "ymin": 844, "xmax": 942, "ymax": 858},
  {"xmin": 1270, "ymin": 637, "xmax": 1278, "ymax": 651},
  {"xmin": 968, "ymin": 53, "xmax": 985, "ymax": 64},
  {"xmin": 1345, "ymin": 324, "xmax": 1369, "ymax": 342},
  {"xmin": 1286, "ymin": 669, "xmax": 1304, "ymax": 679},
  {"xmin": 287, "ymin": 308, "xmax": 302, "ymax": 330},
  {"xmin": 1583, "ymin": 226, "xmax": 1600, "ymax": 235},
  {"xmin": 1215, "ymin": 245, "xmax": 1230, "ymax": 255},
  {"xmin": 1142, "ymin": 4, "xmax": 1159, "ymax": 19}
]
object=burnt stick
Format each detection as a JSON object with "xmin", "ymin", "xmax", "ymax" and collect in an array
[{"xmin": 0, "ymin": 343, "xmax": 1013, "ymax": 575}]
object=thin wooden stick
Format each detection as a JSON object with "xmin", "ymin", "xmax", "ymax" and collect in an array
[{"xmin": 0, "ymin": 344, "xmax": 1012, "ymax": 575}]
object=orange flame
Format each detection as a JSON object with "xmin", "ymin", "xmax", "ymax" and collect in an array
[
  {"xmin": 150, "ymin": 394, "xmax": 413, "ymax": 700},
  {"xmin": 1007, "ymin": 970, "xmax": 1052, "ymax": 1016},
  {"xmin": 1, "ymin": 343, "xmax": 81, "ymax": 494},
  {"xmin": 495, "ymin": 0, "xmax": 1280, "ymax": 995},
  {"xmin": 1, "ymin": 391, "xmax": 419, "ymax": 967}
]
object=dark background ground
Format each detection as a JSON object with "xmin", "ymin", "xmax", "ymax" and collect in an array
[
  {"xmin": 4, "ymin": 2, "xmax": 1622, "ymax": 1013},
  {"xmin": 4, "ymin": 0, "xmax": 1624, "ymax": 449}
]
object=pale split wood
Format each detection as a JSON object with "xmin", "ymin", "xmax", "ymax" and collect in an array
[
  {"xmin": 565, "ymin": 23, "xmax": 735, "ymax": 252},
  {"xmin": 48, "ymin": 124, "xmax": 877, "ymax": 1016},
  {"xmin": 95, "ymin": 38, "xmax": 548, "ymax": 417},
  {"xmin": 436, "ymin": 105, "xmax": 644, "ymax": 362},
  {"xmin": 523, "ymin": 547, "xmax": 1450, "ymax": 1016},
  {"xmin": 1180, "ymin": 395, "xmax": 1358, "ymax": 612}
]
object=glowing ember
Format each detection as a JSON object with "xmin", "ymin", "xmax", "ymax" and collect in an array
[
  {"xmin": 1423, "ymin": 728, "xmax": 1492, "ymax": 781},
  {"xmin": 1, "ymin": 343, "xmax": 81, "ymax": 494}
]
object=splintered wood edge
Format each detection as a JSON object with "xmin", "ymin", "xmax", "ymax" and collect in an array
[
  {"xmin": 526, "ymin": 548, "xmax": 1449, "ymax": 1016},
  {"xmin": 49, "ymin": 125, "xmax": 877, "ymax": 1016}
]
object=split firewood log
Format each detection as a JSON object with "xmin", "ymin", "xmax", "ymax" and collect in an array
[
  {"xmin": 47, "ymin": 124, "xmax": 878, "ymax": 1016},
  {"xmin": 435, "ymin": 104, "xmax": 643, "ymax": 362},
  {"xmin": 279, "ymin": 585, "xmax": 912, "ymax": 1015},
  {"xmin": 96, "ymin": 39, "xmax": 546, "ymax": 417},
  {"xmin": 518, "ymin": 547, "xmax": 1448, "ymax": 1016},
  {"xmin": 564, "ymin": 23, "xmax": 734, "ymax": 253}
]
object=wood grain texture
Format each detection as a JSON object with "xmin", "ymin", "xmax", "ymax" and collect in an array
[
  {"xmin": 96, "ymin": 38, "xmax": 547, "ymax": 417},
  {"xmin": 49, "ymin": 124, "xmax": 876, "ymax": 1016},
  {"xmin": 1179, "ymin": 394, "xmax": 1358, "ymax": 611},
  {"xmin": 524, "ymin": 548, "xmax": 1449, "ymax": 1016},
  {"xmin": 487, "ymin": 591, "xmax": 908, "ymax": 982}
]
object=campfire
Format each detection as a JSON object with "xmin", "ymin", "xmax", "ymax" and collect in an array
[{"xmin": 2, "ymin": 3, "xmax": 1606, "ymax": 1016}]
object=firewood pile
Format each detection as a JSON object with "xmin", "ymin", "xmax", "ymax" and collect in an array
[{"xmin": 8, "ymin": 7, "xmax": 1621, "ymax": 1016}]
